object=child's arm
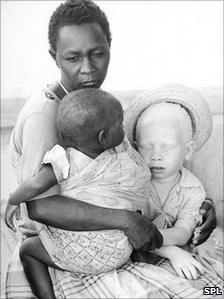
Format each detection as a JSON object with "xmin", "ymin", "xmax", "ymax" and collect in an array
[
  {"xmin": 154, "ymin": 245, "xmax": 204, "ymax": 279},
  {"xmin": 9, "ymin": 165, "xmax": 57, "ymax": 205},
  {"xmin": 159, "ymin": 185, "xmax": 206, "ymax": 247},
  {"xmin": 158, "ymin": 227, "xmax": 191, "ymax": 246}
]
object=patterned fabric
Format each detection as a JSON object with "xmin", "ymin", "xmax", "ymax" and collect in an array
[
  {"xmin": 5, "ymin": 169, "xmax": 223, "ymax": 299},
  {"xmin": 35, "ymin": 137, "xmax": 151, "ymax": 274},
  {"xmin": 5, "ymin": 241, "xmax": 223, "ymax": 299}
]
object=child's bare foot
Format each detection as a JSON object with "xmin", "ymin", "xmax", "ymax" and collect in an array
[{"xmin": 131, "ymin": 250, "xmax": 160, "ymax": 264}]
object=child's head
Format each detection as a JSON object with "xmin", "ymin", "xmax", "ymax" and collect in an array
[
  {"xmin": 56, "ymin": 88, "xmax": 124, "ymax": 153},
  {"xmin": 135, "ymin": 102, "xmax": 195, "ymax": 182}
]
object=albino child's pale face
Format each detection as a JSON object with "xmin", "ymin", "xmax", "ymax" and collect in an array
[{"xmin": 136, "ymin": 118, "xmax": 188, "ymax": 183}]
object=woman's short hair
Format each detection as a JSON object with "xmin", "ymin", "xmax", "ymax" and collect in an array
[{"xmin": 48, "ymin": 0, "xmax": 111, "ymax": 52}]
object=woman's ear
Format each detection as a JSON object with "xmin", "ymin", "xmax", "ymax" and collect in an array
[
  {"xmin": 48, "ymin": 49, "xmax": 58, "ymax": 66},
  {"xmin": 184, "ymin": 140, "xmax": 195, "ymax": 161},
  {"xmin": 98, "ymin": 130, "xmax": 107, "ymax": 146}
]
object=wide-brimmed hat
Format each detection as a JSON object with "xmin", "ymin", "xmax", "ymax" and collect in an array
[{"xmin": 124, "ymin": 84, "xmax": 212, "ymax": 152}]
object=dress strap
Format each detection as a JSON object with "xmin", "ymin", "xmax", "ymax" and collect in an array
[{"xmin": 46, "ymin": 81, "xmax": 68, "ymax": 101}]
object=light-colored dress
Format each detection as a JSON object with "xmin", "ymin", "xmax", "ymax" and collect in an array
[
  {"xmin": 35, "ymin": 137, "xmax": 151, "ymax": 274},
  {"xmin": 5, "ymin": 85, "xmax": 223, "ymax": 299}
]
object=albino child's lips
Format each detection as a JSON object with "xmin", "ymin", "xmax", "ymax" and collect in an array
[{"xmin": 150, "ymin": 167, "xmax": 165, "ymax": 173}]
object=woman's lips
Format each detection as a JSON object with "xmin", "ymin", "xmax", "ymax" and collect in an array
[{"xmin": 80, "ymin": 81, "xmax": 98, "ymax": 88}]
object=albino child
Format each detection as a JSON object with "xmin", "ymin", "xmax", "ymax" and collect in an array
[
  {"xmin": 132, "ymin": 101, "xmax": 206, "ymax": 280},
  {"xmin": 8, "ymin": 88, "xmax": 153, "ymax": 299}
]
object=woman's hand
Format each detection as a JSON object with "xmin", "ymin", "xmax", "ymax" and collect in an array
[
  {"xmin": 124, "ymin": 212, "xmax": 163, "ymax": 251},
  {"xmin": 192, "ymin": 198, "xmax": 216, "ymax": 246},
  {"xmin": 168, "ymin": 247, "xmax": 204, "ymax": 280},
  {"xmin": 4, "ymin": 202, "xmax": 20, "ymax": 232}
]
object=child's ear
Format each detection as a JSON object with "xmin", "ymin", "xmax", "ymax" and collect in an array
[
  {"xmin": 184, "ymin": 141, "xmax": 195, "ymax": 161},
  {"xmin": 98, "ymin": 130, "xmax": 107, "ymax": 145}
]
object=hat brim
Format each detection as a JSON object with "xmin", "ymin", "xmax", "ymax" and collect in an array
[{"xmin": 124, "ymin": 84, "xmax": 212, "ymax": 152}]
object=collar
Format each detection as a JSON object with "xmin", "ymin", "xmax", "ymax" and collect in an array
[{"xmin": 179, "ymin": 167, "xmax": 203, "ymax": 188}]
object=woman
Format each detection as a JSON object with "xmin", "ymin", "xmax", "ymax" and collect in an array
[{"xmin": 5, "ymin": 0, "xmax": 216, "ymax": 298}]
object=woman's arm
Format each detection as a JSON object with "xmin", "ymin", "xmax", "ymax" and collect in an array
[
  {"xmin": 9, "ymin": 165, "xmax": 57, "ymax": 205},
  {"xmin": 27, "ymin": 196, "xmax": 163, "ymax": 251}
]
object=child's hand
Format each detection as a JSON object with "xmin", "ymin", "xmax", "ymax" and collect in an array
[
  {"xmin": 168, "ymin": 247, "xmax": 204, "ymax": 280},
  {"xmin": 4, "ymin": 202, "xmax": 20, "ymax": 232}
]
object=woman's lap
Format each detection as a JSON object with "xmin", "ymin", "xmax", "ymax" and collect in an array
[{"xmin": 5, "ymin": 242, "xmax": 223, "ymax": 299}]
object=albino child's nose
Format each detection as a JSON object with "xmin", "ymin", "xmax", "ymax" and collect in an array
[{"xmin": 150, "ymin": 154, "xmax": 163, "ymax": 161}]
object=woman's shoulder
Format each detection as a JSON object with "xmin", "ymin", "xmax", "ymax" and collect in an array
[{"xmin": 17, "ymin": 87, "xmax": 60, "ymax": 123}]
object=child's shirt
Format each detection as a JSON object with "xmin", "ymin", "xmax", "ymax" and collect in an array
[{"xmin": 148, "ymin": 168, "xmax": 205, "ymax": 235}]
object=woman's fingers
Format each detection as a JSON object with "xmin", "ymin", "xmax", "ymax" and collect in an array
[{"xmin": 196, "ymin": 200, "xmax": 216, "ymax": 245}]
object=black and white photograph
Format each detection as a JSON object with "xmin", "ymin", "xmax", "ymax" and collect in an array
[{"xmin": 1, "ymin": 1, "xmax": 223, "ymax": 298}]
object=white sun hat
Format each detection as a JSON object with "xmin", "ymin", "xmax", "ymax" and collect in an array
[{"xmin": 124, "ymin": 84, "xmax": 212, "ymax": 152}]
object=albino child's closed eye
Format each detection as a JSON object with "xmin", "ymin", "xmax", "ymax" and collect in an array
[{"xmin": 162, "ymin": 144, "xmax": 177, "ymax": 150}]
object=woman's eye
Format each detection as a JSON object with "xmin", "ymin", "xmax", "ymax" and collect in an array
[
  {"xmin": 66, "ymin": 56, "xmax": 80, "ymax": 62},
  {"xmin": 92, "ymin": 52, "xmax": 104, "ymax": 59}
]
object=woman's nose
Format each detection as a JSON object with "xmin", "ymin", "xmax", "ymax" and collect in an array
[{"xmin": 80, "ymin": 58, "xmax": 95, "ymax": 74}]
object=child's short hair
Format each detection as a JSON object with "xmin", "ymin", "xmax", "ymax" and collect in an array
[
  {"xmin": 56, "ymin": 88, "xmax": 122, "ymax": 146},
  {"xmin": 142, "ymin": 102, "xmax": 194, "ymax": 142}
]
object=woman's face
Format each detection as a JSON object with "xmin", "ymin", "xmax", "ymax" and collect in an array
[{"xmin": 54, "ymin": 22, "xmax": 110, "ymax": 92}]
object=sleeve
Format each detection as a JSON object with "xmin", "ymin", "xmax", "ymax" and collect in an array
[
  {"xmin": 174, "ymin": 186, "xmax": 206, "ymax": 234},
  {"xmin": 21, "ymin": 111, "xmax": 59, "ymax": 198},
  {"xmin": 42, "ymin": 144, "xmax": 70, "ymax": 183}
]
